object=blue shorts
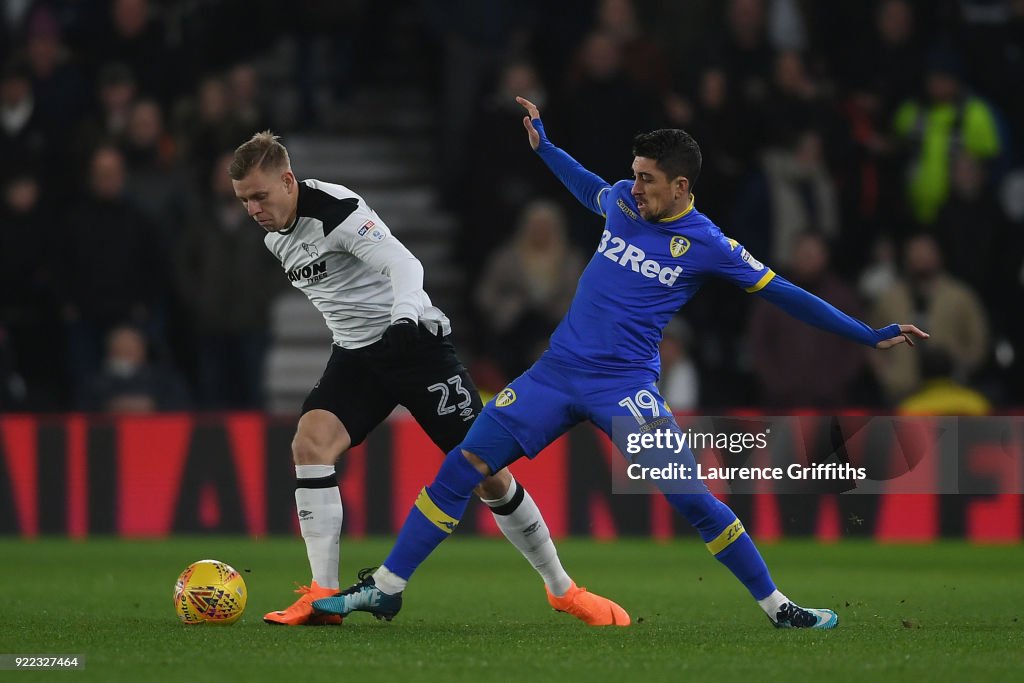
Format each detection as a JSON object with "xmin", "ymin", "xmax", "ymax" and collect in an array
[{"xmin": 462, "ymin": 354, "xmax": 676, "ymax": 473}]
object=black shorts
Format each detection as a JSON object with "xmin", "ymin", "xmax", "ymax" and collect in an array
[{"xmin": 301, "ymin": 330, "xmax": 483, "ymax": 452}]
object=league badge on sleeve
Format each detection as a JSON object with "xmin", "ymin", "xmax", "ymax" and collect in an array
[
  {"xmin": 740, "ymin": 248, "xmax": 764, "ymax": 271},
  {"xmin": 358, "ymin": 220, "xmax": 387, "ymax": 242}
]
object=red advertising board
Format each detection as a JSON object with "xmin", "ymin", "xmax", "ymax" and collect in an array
[{"xmin": 0, "ymin": 413, "xmax": 1020, "ymax": 540}]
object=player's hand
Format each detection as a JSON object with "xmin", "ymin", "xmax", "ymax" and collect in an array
[
  {"xmin": 382, "ymin": 318, "xmax": 419, "ymax": 356},
  {"xmin": 516, "ymin": 96, "xmax": 542, "ymax": 150},
  {"xmin": 875, "ymin": 324, "xmax": 929, "ymax": 349}
]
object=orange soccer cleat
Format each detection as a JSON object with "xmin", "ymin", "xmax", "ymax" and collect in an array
[
  {"xmin": 263, "ymin": 581, "xmax": 343, "ymax": 626},
  {"xmin": 546, "ymin": 581, "xmax": 631, "ymax": 626}
]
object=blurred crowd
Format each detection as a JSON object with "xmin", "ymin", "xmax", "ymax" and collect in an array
[
  {"xmin": 1, "ymin": 0, "xmax": 1022, "ymax": 415},
  {"xmin": 0, "ymin": 0, "xmax": 306, "ymax": 412},
  {"xmin": 447, "ymin": 0, "xmax": 1024, "ymax": 414}
]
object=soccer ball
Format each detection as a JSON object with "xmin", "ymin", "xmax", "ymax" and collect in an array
[{"xmin": 174, "ymin": 559, "xmax": 247, "ymax": 625}]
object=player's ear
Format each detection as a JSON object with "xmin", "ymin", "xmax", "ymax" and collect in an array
[{"xmin": 675, "ymin": 176, "xmax": 689, "ymax": 199}]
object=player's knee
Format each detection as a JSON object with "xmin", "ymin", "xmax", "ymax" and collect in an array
[
  {"xmin": 461, "ymin": 449, "xmax": 494, "ymax": 477},
  {"xmin": 664, "ymin": 491, "xmax": 726, "ymax": 523},
  {"xmin": 292, "ymin": 411, "xmax": 350, "ymax": 465},
  {"xmin": 291, "ymin": 433, "xmax": 339, "ymax": 465},
  {"xmin": 475, "ymin": 467, "xmax": 512, "ymax": 499}
]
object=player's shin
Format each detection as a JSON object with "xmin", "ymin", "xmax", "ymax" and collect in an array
[
  {"xmin": 664, "ymin": 492, "xmax": 776, "ymax": 600},
  {"xmin": 375, "ymin": 446, "xmax": 485, "ymax": 593},
  {"xmin": 295, "ymin": 464, "xmax": 344, "ymax": 590},
  {"xmin": 482, "ymin": 476, "xmax": 573, "ymax": 596}
]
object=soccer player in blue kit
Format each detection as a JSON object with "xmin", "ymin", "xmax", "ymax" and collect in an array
[{"xmin": 313, "ymin": 97, "xmax": 929, "ymax": 629}]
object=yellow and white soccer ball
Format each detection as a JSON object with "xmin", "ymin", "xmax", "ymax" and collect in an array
[{"xmin": 174, "ymin": 559, "xmax": 247, "ymax": 625}]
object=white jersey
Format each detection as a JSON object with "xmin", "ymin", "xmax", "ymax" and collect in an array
[{"xmin": 264, "ymin": 179, "xmax": 450, "ymax": 349}]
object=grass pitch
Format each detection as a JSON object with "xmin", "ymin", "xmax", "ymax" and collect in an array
[{"xmin": 2, "ymin": 537, "xmax": 1022, "ymax": 682}]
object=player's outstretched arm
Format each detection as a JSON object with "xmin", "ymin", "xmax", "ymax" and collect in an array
[
  {"xmin": 757, "ymin": 274, "xmax": 929, "ymax": 349},
  {"xmin": 516, "ymin": 96, "xmax": 611, "ymax": 217},
  {"xmin": 875, "ymin": 324, "xmax": 929, "ymax": 349}
]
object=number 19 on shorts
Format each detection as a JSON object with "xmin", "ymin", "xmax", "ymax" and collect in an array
[{"xmin": 618, "ymin": 389, "xmax": 663, "ymax": 425}]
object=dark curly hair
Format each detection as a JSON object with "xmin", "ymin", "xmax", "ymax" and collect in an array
[{"xmin": 632, "ymin": 129, "xmax": 702, "ymax": 188}]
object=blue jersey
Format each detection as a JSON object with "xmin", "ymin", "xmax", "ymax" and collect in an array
[
  {"xmin": 463, "ymin": 119, "xmax": 899, "ymax": 469},
  {"xmin": 547, "ymin": 180, "xmax": 774, "ymax": 379}
]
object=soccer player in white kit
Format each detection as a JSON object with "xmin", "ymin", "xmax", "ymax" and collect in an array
[{"xmin": 229, "ymin": 131, "xmax": 628, "ymax": 626}]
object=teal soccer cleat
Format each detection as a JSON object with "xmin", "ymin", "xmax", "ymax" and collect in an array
[
  {"xmin": 311, "ymin": 568, "xmax": 403, "ymax": 621},
  {"xmin": 772, "ymin": 602, "xmax": 839, "ymax": 629}
]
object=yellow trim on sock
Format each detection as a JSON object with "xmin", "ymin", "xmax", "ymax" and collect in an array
[
  {"xmin": 706, "ymin": 518, "xmax": 745, "ymax": 555},
  {"xmin": 415, "ymin": 487, "xmax": 460, "ymax": 534}
]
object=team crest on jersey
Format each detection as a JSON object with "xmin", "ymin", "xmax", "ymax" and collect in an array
[
  {"xmin": 740, "ymin": 248, "xmax": 765, "ymax": 271},
  {"xmin": 726, "ymin": 237, "xmax": 739, "ymax": 251},
  {"xmin": 495, "ymin": 388, "xmax": 517, "ymax": 407},
  {"xmin": 301, "ymin": 242, "xmax": 320, "ymax": 259},
  {"xmin": 669, "ymin": 236, "xmax": 691, "ymax": 258}
]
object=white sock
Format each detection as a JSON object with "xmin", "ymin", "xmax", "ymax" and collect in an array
[
  {"xmin": 372, "ymin": 565, "xmax": 408, "ymax": 595},
  {"xmin": 482, "ymin": 477, "xmax": 573, "ymax": 597},
  {"xmin": 295, "ymin": 464, "xmax": 343, "ymax": 590},
  {"xmin": 757, "ymin": 589, "xmax": 790, "ymax": 621}
]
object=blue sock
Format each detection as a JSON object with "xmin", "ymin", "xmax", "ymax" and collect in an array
[
  {"xmin": 665, "ymin": 492, "xmax": 776, "ymax": 600},
  {"xmin": 382, "ymin": 447, "xmax": 485, "ymax": 580}
]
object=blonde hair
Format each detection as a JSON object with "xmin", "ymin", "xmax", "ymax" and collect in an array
[{"xmin": 228, "ymin": 130, "xmax": 290, "ymax": 180}]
